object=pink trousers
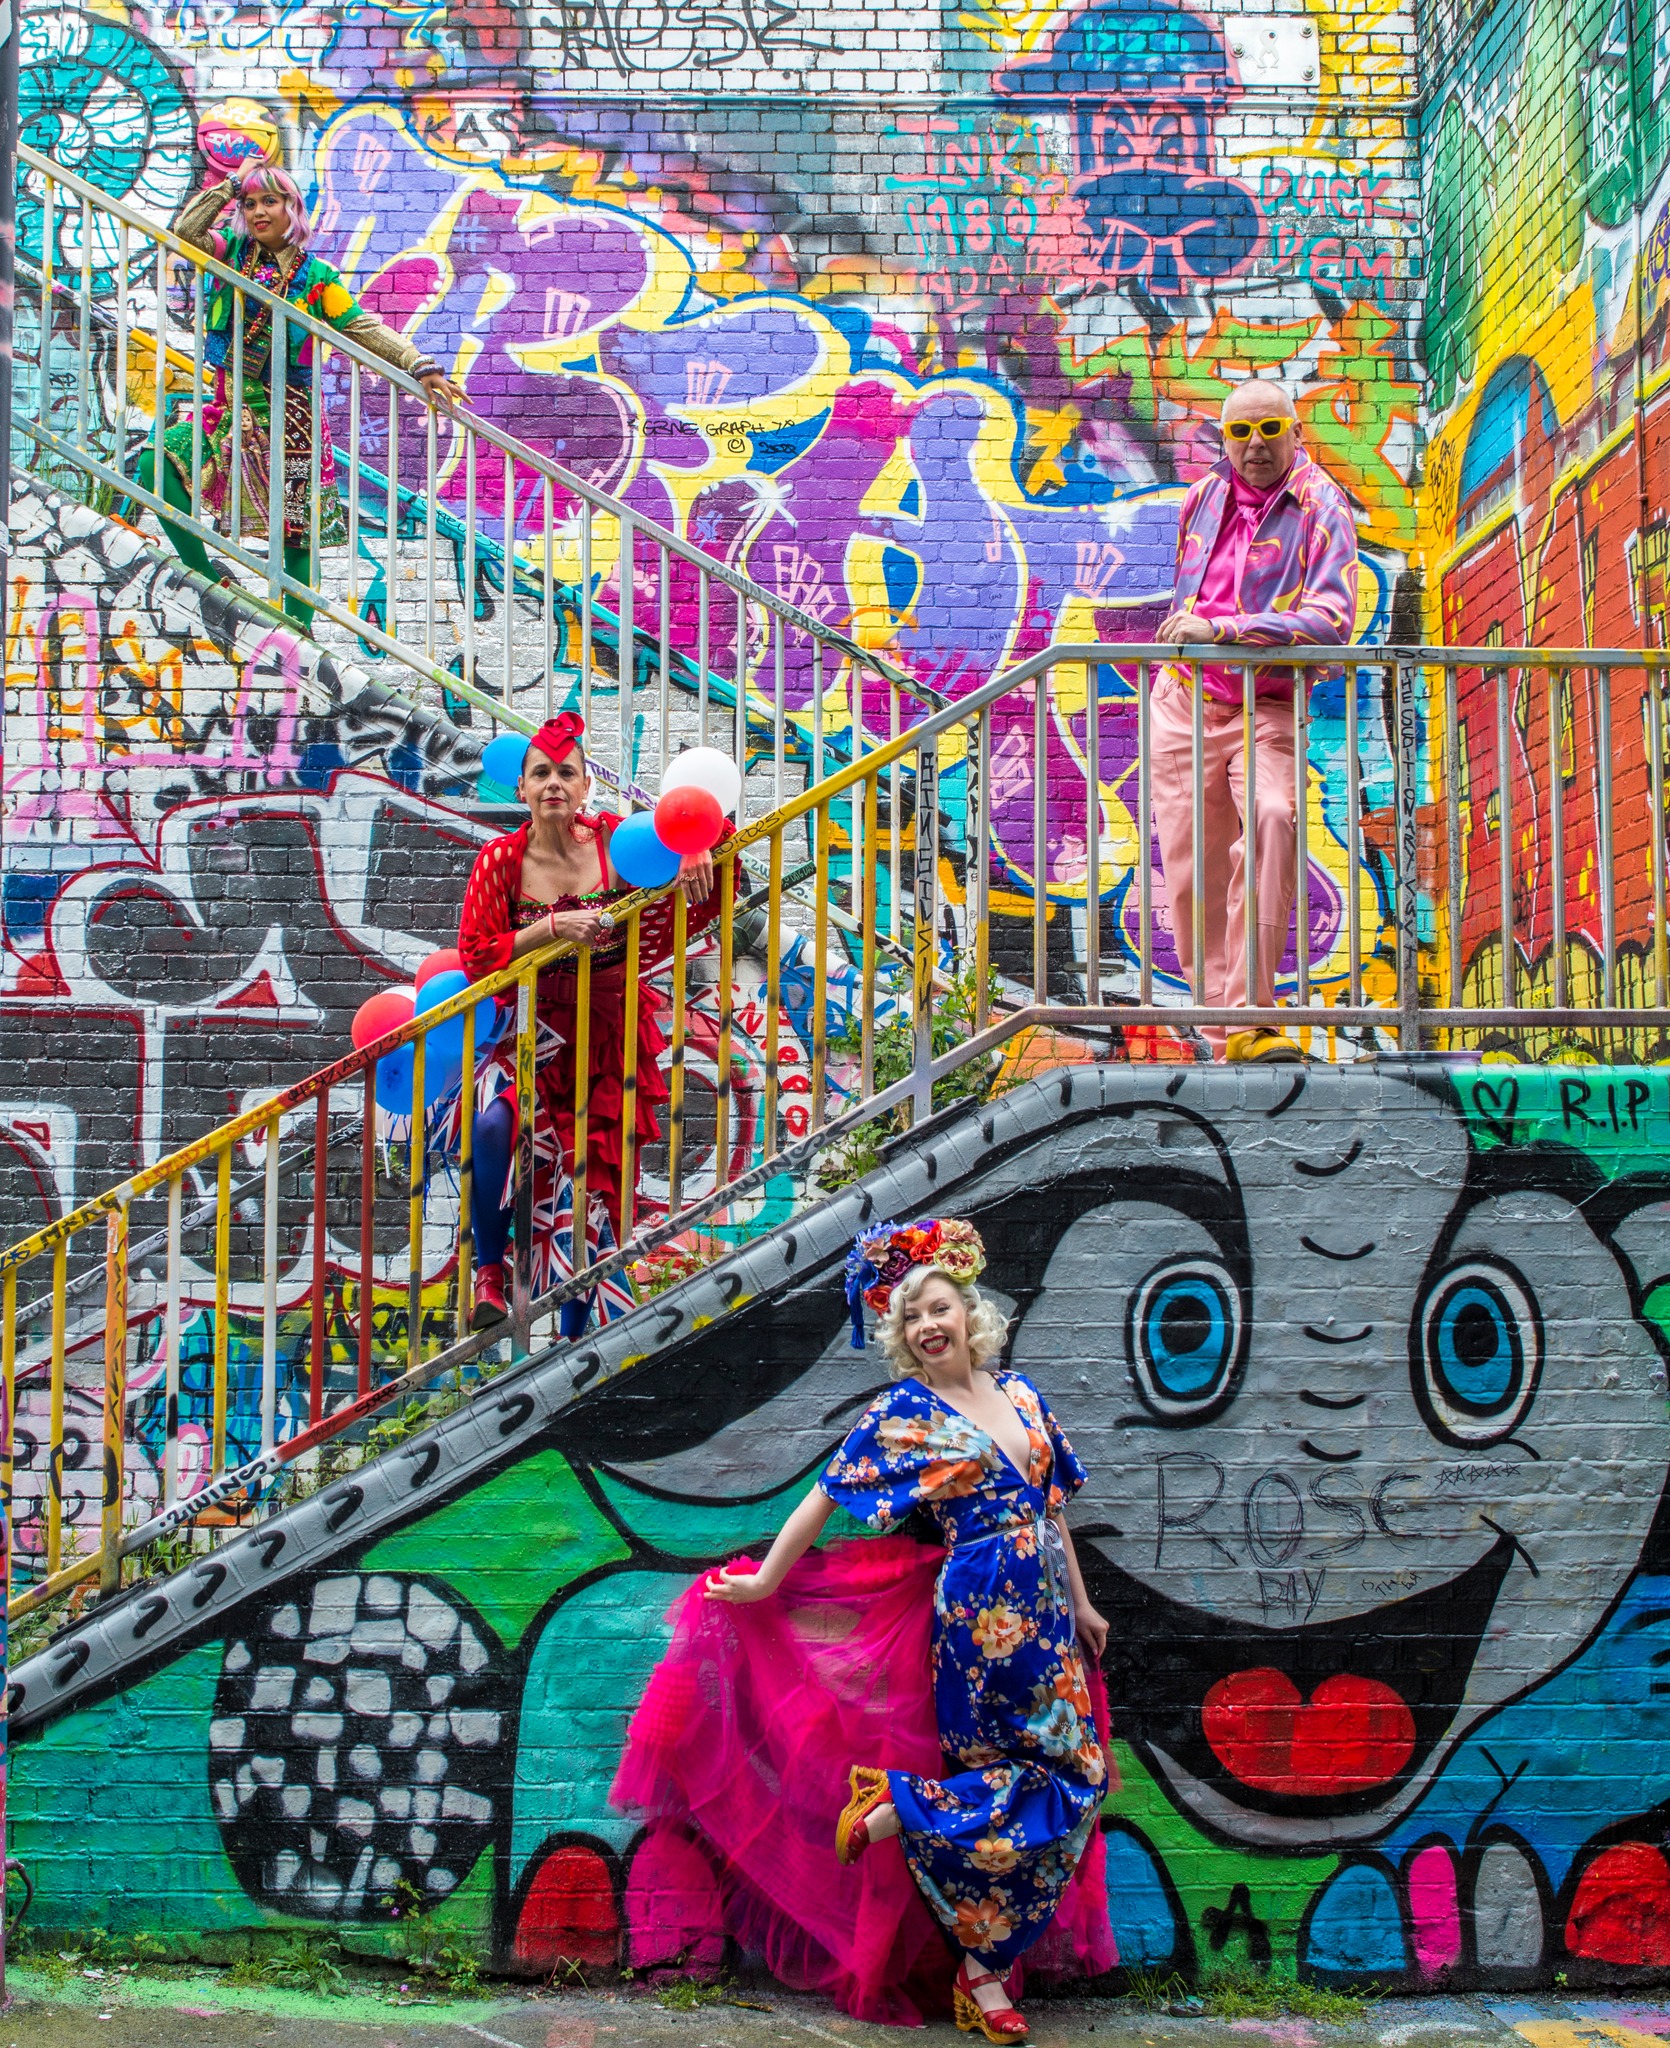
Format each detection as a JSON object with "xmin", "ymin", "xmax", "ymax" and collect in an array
[{"xmin": 1150, "ymin": 674, "xmax": 1298, "ymax": 1050}]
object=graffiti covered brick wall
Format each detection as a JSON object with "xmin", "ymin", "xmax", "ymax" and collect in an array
[
  {"xmin": 8, "ymin": 0, "xmax": 1425, "ymax": 1054},
  {"xmin": 1418, "ymin": 0, "xmax": 1670, "ymax": 1021},
  {"xmin": 12, "ymin": 1062, "xmax": 1670, "ymax": 1990}
]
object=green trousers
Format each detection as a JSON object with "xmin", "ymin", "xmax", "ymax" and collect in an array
[{"xmin": 132, "ymin": 448, "xmax": 316, "ymax": 629}]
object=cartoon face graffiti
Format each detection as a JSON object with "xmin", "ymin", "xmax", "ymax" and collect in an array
[
  {"xmin": 1001, "ymin": 1071, "xmax": 1670, "ymax": 1849},
  {"xmin": 994, "ymin": 0, "xmax": 1264, "ymax": 292},
  {"xmin": 578, "ymin": 1066, "xmax": 1670, "ymax": 1858}
]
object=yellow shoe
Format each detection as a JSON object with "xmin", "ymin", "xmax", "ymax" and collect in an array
[
  {"xmin": 1225, "ymin": 1026, "xmax": 1303, "ymax": 1064},
  {"xmin": 835, "ymin": 1765, "xmax": 892, "ymax": 1866}
]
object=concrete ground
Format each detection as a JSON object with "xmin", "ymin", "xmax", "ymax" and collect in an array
[{"xmin": 0, "ymin": 1973, "xmax": 1660, "ymax": 2048}]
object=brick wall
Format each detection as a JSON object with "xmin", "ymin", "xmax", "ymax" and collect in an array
[
  {"xmin": 3, "ymin": 0, "xmax": 1426, "ymax": 1249},
  {"xmin": 1417, "ymin": 0, "xmax": 1670, "ymax": 1014}
]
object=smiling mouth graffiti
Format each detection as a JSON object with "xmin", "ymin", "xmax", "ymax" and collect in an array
[{"xmin": 1084, "ymin": 1534, "xmax": 1517, "ymax": 1822}]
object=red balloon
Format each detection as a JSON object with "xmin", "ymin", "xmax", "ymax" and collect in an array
[
  {"xmin": 351, "ymin": 987, "xmax": 416, "ymax": 1049},
  {"xmin": 654, "ymin": 784, "xmax": 724, "ymax": 856},
  {"xmin": 415, "ymin": 947, "xmax": 463, "ymax": 990}
]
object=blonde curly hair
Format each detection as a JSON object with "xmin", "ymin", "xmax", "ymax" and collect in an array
[{"xmin": 875, "ymin": 1262, "xmax": 1011, "ymax": 1379}]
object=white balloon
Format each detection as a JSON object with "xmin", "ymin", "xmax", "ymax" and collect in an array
[{"xmin": 662, "ymin": 745, "xmax": 743, "ymax": 815}]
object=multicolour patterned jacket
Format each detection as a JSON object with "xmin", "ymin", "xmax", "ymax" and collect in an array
[
  {"xmin": 1169, "ymin": 449, "xmax": 1360, "ymax": 697},
  {"xmin": 199, "ymin": 240, "xmax": 366, "ymax": 382},
  {"xmin": 172, "ymin": 181, "xmax": 435, "ymax": 393}
]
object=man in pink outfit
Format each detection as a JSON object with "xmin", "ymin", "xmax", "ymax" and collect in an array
[{"xmin": 1152, "ymin": 378, "xmax": 1360, "ymax": 1061}]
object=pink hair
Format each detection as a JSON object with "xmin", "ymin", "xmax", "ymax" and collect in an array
[{"xmin": 229, "ymin": 164, "xmax": 311, "ymax": 251}]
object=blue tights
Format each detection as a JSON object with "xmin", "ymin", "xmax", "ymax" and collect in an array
[{"xmin": 469, "ymin": 1096, "xmax": 593, "ymax": 1339}]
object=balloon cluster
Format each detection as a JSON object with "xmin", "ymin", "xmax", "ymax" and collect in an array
[
  {"xmin": 610, "ymin": 748, "xmax": 740, "ymax": 889},
  {"xmin": 350, "ymin": 949, "xmax": 504, "ymax": 1118}
]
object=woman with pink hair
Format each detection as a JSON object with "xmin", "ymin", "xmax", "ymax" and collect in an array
[{"xmin": 131, "ymin": 164, "xmax": 464, "ymax": 626}]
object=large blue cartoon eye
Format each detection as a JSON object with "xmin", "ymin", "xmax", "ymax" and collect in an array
[
  {"xmin": 1416, "ymin": 1260, "xmax": 1542, "ymax": 1445},
  {"xmin": 1129, "ymin": 1259, "xmax": 1242, "ymax": 1421}
]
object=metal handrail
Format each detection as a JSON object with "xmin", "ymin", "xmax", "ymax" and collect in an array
[
  {"xmin": 18, "ymin": 139, "xmax": 921, "ymax": 681},
  {"xmin": 14, "ymin": 181, "xmax": 1670, "ymax": 1634},
  {"xmin": 14, "ymin": 139, "xmax": 943, "ymax": 837}
]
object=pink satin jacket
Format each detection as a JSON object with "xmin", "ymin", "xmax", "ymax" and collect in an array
[{"xmin": 1169, "ymin": 450, "xmax": 1361, "ymax": 698}]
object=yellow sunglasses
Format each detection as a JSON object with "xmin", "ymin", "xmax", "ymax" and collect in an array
[{"xmin": 1223, "ymin": 416, "xmax": 1292, "ymax": 441}]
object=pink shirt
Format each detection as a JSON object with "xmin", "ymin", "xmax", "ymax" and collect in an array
[{"xmin": 1193, "ymin": 465, "xmax": 1290, "ymax": 701}]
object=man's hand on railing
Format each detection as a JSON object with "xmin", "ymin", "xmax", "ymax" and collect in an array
[
  {"xmin": 1159, "ymin": 608, "xmax": 1216, "ymax": 646},
  {"xmin": 418, "ymin": 370, "xmax": 471, "ymax": 413}
]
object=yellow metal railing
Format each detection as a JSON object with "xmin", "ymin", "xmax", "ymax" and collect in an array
[{"xmin": 6, "ymin": 639, "xmax": 1670, "ymax": 1621}]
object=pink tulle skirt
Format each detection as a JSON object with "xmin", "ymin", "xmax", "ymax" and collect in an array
[{"xmin": 610, "ymin": 1536, "xmax": 1118, "ymax": 2026}]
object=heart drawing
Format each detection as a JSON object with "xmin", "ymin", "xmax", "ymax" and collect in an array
[{"xmin": 1201, "ymin": 1669, "xmax": 1417, "ymax": 1796}]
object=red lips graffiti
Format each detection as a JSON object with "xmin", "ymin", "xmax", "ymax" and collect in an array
[{"xmin": 1201, "ymin": 1669, "xmax": 1417, "ymax": 1795}]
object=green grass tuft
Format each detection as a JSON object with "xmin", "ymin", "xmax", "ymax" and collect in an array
[{"xmin": 1117, "ymin": 1963, "xmax": 1371, "ymax": 2025}]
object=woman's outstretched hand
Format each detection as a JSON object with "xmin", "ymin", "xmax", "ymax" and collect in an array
[
  {"xmin": 677, "ymin": 851, "xmax": 716, "ymax": 904},
  {"xmin": 1075, "ymin": 1600, "xmax": 1109, "ymax": 1659},
  {"xmin": 704, "ymin": 1563, "xmax": 776, "ymax": 1605}
]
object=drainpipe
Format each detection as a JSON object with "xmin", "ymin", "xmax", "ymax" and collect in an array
[{"xmin": 1626, "ymin": 0, "xmax": 1653, "ymax": 640}]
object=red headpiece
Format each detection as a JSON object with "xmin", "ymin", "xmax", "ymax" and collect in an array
[{"xmin": 528, "ymin": 712, "xmax": 586, "ymax": 768}]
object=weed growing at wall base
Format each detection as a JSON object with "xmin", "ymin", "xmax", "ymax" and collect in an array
[
  {"xmin": 1112, "ymin": 1966, "xmax": 1369, "ymax": 2022},
  {"xmin": 225, "ymin": 1934, "xmax": 350, "ymax": 1998}
]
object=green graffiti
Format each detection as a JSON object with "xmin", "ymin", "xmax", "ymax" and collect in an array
[
  {"xmin": 10, "ymin": 1645, "xmax": 261, "ymax": 1936},
  {"xmin": 360, "ymin": 1448, "xmax": 629, "ymax": 1651}
]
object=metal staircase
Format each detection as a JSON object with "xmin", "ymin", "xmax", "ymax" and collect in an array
[
  {"xmin": 12, "ymin": 141, "xmax": 935, "ymax": 814},
  {"xmin": 10, "ymin": 139, "xmax": 1670, "ymax": 1667}
]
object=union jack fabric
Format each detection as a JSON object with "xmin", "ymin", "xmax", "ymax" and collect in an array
[{"xmin": 427, "ymin": 1034, "xmax": 636, "ymax": 1328}]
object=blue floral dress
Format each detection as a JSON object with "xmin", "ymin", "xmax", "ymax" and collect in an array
[{"xmin": 818, "ymin": 1371, "xmax": 1107, "ymax": 1969}]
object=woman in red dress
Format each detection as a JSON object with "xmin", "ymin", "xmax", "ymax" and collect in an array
[{"xmin": 456, "ymin": 713, "xmax": 721, "ymax": 1332}]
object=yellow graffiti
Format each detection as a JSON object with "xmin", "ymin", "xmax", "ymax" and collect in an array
[
  {"xmin": 957, "ymin": 0, "xmax": 1065, "ymax": 57},
  {"xmin": 1512, "ymin": 2020, "xmax": 1670, "ymax": 2048}
]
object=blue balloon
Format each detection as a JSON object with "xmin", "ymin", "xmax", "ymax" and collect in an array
[
  {"xmin": 423, "ymin": 1052, "xmax": 465, "ymax": 1110},
  {"xmin": 609, "ymin": 810, "xmax": 681, "ymax": 889},
  {"xmin": 416, "ymin": 969, "xmax": 499, "ymax": 1071},
  {"xmin": 480, "ymin": 733, "xmax": 529, "ymax": 792},
  {"xmin": 374, "ymin": 1043, "xmax": 415, "ymax": 1117}
]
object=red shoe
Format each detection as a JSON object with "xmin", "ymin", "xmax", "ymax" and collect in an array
[
  {"xmin": 471, "ymin": 1262, "xmax": 508, "ymax": 1329},
  {"xmin": 834, "ymin": 1765, "xmax": 891, "ymax": 1866},
  {"xmin": 953, "ymin": 1957, "xmax": 1028, "ymax": 2042}
]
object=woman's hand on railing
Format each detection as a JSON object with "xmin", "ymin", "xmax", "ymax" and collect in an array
[
  {"xmin": 676, "ymin": 850, "xmax": 716, "ymax": 904},
  {"xmin": 418, "ymin": 369, "xmax": 471, "ymax": 413},
  {"xmin": 544, "ymin": 905, "xmax": 610, "ymax": 948}
]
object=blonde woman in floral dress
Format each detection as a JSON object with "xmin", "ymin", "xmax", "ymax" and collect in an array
[{"xmin": 705, "ymin": 1218, "xmax": 1110, "ymax": 2043}]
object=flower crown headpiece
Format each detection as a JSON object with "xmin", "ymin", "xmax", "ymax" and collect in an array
[{"xmin": 843, "ymin": 1216, "xmax": 987, "ymax": 1349}]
